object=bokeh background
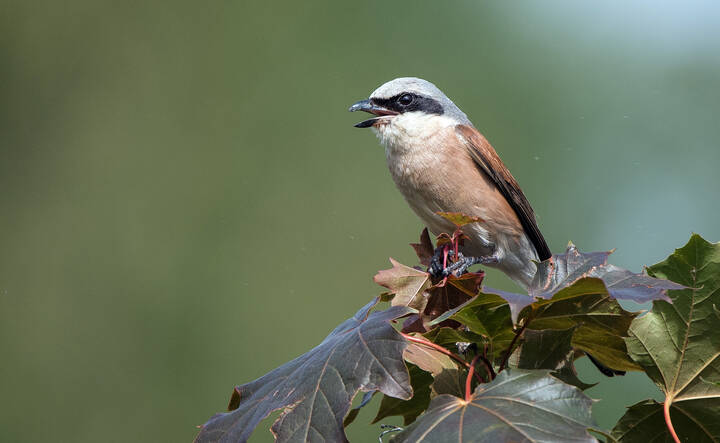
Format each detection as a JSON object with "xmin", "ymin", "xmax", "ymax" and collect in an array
[{"xmin": 1, "ymin": 1, "xmax": 719, "ymax": 441}]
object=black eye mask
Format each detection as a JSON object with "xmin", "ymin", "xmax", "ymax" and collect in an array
[{"xmin": 372, "ymin": 93, "xmax": 444, "ymax": 115}]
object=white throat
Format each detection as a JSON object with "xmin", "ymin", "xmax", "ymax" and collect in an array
[{"xmin": 371, "ymin": 112, "xmax": 458, "ymax": 155}]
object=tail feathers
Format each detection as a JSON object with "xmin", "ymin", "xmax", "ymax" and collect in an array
[{"xmin": 495, "ymin": 247, "xmax": 538, "ymax": 291}]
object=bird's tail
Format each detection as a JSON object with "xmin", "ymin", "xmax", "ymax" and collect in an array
[{"xmin": 495, "ymin": 235, "xmax": 540, "ymax": 291}]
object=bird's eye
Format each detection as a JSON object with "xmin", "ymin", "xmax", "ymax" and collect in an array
[{"xmin": 398, "ymin": 94, "xmax": 414, "ymax": 106}]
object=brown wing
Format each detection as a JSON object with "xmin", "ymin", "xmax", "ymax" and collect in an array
[{"xmin": 455, "ymin": 124, "xmax": 551, "ymax": 260}]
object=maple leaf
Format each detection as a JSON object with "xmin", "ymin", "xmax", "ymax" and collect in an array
[
  {"xmin": 194, "ymin": 299, "xmax": 414, "ymax": 443},
  {"xmin": 374, "ymin": 258, "xmax": 432, "ymax": 311},
  {"xmin": 410, "ymin": 228, "xmax": 434, "ymax": 267},
  {"xmin": 528, "ymin": 243, "xmax": 684, "ymax": 303},
  {"xmin": 468, "ymin": 243, "xmax": 685, "ymax": 326},
  {"xmin": 392, "ymin": 370, "xmax": 596, "ymax": 443},
  {"xmin": 434, "ymin": 278, "xmax": 642, "ymax": 372},
  {"xmin": 614, "ymin": 234, "xmax": 720, "ymax": 442}
]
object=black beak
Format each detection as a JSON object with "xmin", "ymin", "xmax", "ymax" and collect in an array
[{"xmin": 348, "ymin": 99, "xmax": 397, "ymax": 128}]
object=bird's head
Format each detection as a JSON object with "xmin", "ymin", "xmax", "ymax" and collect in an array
[{"xmin": 349, "ymin": 77, "xmax": 471, "ymax": 145}]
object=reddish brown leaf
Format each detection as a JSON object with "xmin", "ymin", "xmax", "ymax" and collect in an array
[
  {"xmin": 374, "ymin": 258, "xmax": 432, "ymax": 311},
  {"xmin": 195, "ymin": 300, "xmax": 413, "ymax": 443},
  {"xmin": 424, "ymin": 273, "xmax": 483, "ymax": 320},
  {"xmin": 410, "ymin": 228, "xmax": 434, "ymax": 267}
]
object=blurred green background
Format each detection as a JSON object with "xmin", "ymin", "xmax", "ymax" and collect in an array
[{"xmin": 1, "ymin": 1, "xmax": 719, "ymax": 441}]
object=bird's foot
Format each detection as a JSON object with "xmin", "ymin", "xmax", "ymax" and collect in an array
[
  {"xmin": 428, "ymin": 245, "xmax": 447, "ymax": 277},
  {"xmin": 444, "ymin": 252, "xmax": 498, "ymax": 276},
  {"xmin": 428, "ymin": 247, "xmax": 498, "ymax": 278}
]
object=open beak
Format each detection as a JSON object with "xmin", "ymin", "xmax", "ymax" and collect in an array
[{"xmin": 348, "ymin": 99, "xmax": 398, "ymax": 128}]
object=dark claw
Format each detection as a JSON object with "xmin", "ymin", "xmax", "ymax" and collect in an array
[
  {"xmin": 429, "ymin": 245, "xmax": 446, "ymax": 277},
  {"xmin": 444, "ymin": 254, "xmax": 499, "ymax": 276},
  {"xmin": 428, "ymin": 246, "xmax": 498, "ymax": 278}
]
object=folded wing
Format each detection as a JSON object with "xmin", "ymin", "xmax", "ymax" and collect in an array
[{"xmin": 455, "ymin": 124, "xmax": 552, "ymax": 261}]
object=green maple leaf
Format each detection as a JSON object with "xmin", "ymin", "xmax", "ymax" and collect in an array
[
  {"xmin": 613, "ymin": 234, "xmax": 720, "ymax": 442},
  {"xmin": 391, "ymin": 370, "xmax": 597, "ymax": 443},
  {"xmin": 528, "ymin": 278, "xmax": 641, "ymax": 372}
]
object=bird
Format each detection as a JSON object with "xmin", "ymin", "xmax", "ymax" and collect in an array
[
  {"xmin": 349, "ymin": 77, "xmax": 551, "ymax": 290},
  {"xmin": 349, "ymin": 78, "xmax": 625, "ymax": 377}
]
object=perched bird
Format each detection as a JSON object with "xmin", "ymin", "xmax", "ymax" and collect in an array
[
  {"xmin": 350, "ymin": 78, "xmax": 624, "ymax": 377},
  {"xmin": 349, "ymin": 77, "xmax": 551, "ymax": 290}
]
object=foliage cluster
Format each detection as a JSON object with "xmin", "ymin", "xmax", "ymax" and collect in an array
[{"xmin": 195, "ymin": 216, "xmax": 719, "ymax": 443}]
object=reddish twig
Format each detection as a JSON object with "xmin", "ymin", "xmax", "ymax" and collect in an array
[
  {"xmin": 453, "ymin": 228, "xmax": 461, "ymax": 263},
  {"xmin": 663, "ymin": 397, "xmax": 681, "ymax": 443},
  {"xmin": 465, "ymin": 355, "xmax": 481, "ymax": 402},
  {"xmin": 440, "ymin": 244, "xmax": 450, "ymax": 286},
  {"xmin": 401, "ymin": 333, "xmax": 484, "ymax": 383}
]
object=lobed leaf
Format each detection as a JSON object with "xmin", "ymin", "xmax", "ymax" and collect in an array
[
  {"xmin": 194, "ymin": 299, "xmax": 414, "ymax": 443},
  {"xmin": 423, "ymin": 273, "xmax": 482, "ymax": 321},
  {"xmin": 391, "ymin": 370, "xmax": 597, "ymax": 443},
  {"xmin": 528, "ymin": 243, "xmax": 684, "ymax": 304},
  {"xmin": 617, "ymin": 234, "xmax": 720, "ymax": 441},
  {"xmin": 473, "ymin": 244, "xmax": 683, "ymax": 322},
  {"xmin": 612, "ymin": 399, "xmax": 720, "ymax": 442},
  {"xmin": 459, "ymin": 244, "xmax": 682, "ymax": 334},
  {"xmin": 410, "ymin": 228, "xmax": 435, "ymax": 267},
  {"xmin": 374, "ymin": 258, "xmax": 432, "ymax": 311},
  {"xmin": 529, "ymin": 278, "xmax": 641, "ymax": 372}
]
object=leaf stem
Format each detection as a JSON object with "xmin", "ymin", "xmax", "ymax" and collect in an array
[
  {"xmin": 453, "ymin": 228, "xmax": 461, "ymax": 263},
  {"xmin": 465, "ymin": 355, "xmax": 481, "ymax": 402},
  {"xmin": 440, "ymin": 244, "xmax": 450, "ymax": 286},
  {"xmin": 663, "ymin": 397, "xmax": 680, "ymax": 443}
]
